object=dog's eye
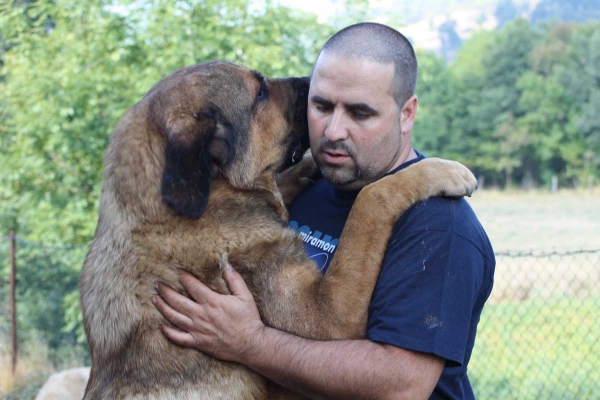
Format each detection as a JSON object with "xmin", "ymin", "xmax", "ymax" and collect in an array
[{"xmin": 253, "ymin": 81, "xmax": 269, "ymax": 111}]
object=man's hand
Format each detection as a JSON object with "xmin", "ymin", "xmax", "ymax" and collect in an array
[
  {"xmin": 153, "ymin": 264, "xmax": 264, "ymax": 362},
  {"xmin": 153, "ymin": 265, "xmax": 445, "ymax": 400}
]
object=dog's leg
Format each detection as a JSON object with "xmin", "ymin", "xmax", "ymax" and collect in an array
[
  {"xmin": 265, "ymin": 159, "xmax": 476, "ymax": 340},
  {"xmin": 317, "ymin": 158, "xmax": 477, "ymax": 337}
]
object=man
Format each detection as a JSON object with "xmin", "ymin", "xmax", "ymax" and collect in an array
[{"xmin": 153, "ymin": 22, "xmax": 495, "ymax": 399}]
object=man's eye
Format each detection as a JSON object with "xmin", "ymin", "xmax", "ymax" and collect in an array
[
  {"xmin": 353, "ymin": 112, "xmax": 369, "ymax": 120},
  {"xmin": 315, "ymin": 105, "xmax": 329, "ymax": 112}
]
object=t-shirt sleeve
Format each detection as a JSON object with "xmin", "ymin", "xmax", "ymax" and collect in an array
[{"xmin": 366, "ymin": 226, "xmax": 487, "ymax": 366}]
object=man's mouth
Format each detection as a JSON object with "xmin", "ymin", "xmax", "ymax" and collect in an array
[{"xmin": 322, "ymin": 151, "xmax": 350, "ymax": 164}]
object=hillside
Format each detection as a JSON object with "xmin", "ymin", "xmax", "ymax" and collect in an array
[{"xmin": 381, "ymin": 0, "xmax": 600, "ymax": 58}]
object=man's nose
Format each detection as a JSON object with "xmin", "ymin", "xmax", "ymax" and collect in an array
[{"xmin": 324, "ymin": 110, "xmax": 349, "ymax": 142}]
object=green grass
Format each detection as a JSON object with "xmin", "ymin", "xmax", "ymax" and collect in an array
[
  {"xmin": 464, "ymin": 190, "xmax": 600, "ymax": 398},
  {"xmin": 471, "ymin": 297, "xmax": 600, "ymax": 399}
]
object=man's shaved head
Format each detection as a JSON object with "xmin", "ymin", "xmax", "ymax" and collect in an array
[{"xmin": 316, "ymin": 22, "xmax": 418, "ymax": 107}]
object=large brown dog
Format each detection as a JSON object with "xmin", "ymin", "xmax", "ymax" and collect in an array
[{"xmin": 79, "ymin": 61, "xmax": 476, "ymax": 399}]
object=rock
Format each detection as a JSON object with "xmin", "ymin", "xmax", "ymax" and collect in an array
[{"xmin": 35, "ymin": 367, "xmax": 90, "ymax": 400}]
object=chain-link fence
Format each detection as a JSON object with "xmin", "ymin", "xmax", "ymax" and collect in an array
[
  {"xmin": 1, "ymin": 236, "xmax": 599, "ymax": 398},
  {"xmin": 471, "ymin": 249, "xmax": 600, "ymax": 399},
  {"xmin": 0, "ymin": 236, "xmax": 88, "ymax": 363}
]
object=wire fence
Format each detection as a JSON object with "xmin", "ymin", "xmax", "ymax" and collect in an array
[
  {"xmin": 0, "ymin": 236, "xmax": 88, "ymax": 359},
  {"xmin": 470, "ymin": 249, "xmax": 600, "ymax": 399},
  {"xmin": 1, "ymin": 236, "xmax": 599, "ymax": 399}
]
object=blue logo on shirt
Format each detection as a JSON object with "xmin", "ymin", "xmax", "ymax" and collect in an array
[{"xmin": 288, "ymin": 220, "xmax": 340, "ymax": 271}]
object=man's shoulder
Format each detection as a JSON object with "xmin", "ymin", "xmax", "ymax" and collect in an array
[
  {"xmin": 395, "ymin": 196, "xmax": 469, "ymax": 231},
  {"xmin": 393, "ymin": 196, "xmax": 494, "ymax": 260}
]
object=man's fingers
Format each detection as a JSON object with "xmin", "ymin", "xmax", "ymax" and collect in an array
[
  {"xmin": 223, "ymin": 263, "xmax": 252, "ymax": 299},
  {"xmin": 178, "ymin": 270, "xmax": 217, "ymax": 305},
  {"xmin": 160, "ymin": 324, "xmax": 196, "ymax": 347},
  {"xmin": 156, "ymin": 283, "xmax": 202, "ymax": 320},
  {"xmin": 153, "ymin": 293, "xmax": 193, "ymax": 331}
]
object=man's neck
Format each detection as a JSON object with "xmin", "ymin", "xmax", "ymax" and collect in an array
[{"xmin": 388, "ymin": 146, "xmax": 417, "ymax": 173}]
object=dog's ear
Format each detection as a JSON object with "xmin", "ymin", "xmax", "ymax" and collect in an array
[{"xmin": 161, "ymin": 107, "xmax": 235, "ymax": 218}]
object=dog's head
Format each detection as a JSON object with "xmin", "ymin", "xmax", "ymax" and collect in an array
[{"xmin": 140, "ymin": 61, "xmax": 309, "ymax": 218}]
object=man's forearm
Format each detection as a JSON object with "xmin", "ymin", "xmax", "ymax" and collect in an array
[
  {"xmin": 154, "ymin": 268, "xmax": 444, "ymax": 399},
  {"xmin": 241, "ymin": 326, "xmax": 444, "ymax": 400}
]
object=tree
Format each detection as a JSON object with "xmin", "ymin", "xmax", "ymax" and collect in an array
[
  {"xmin": 515, "ymin": 71, "xmax": 571, "ymax": 186},
  {"xmin": 1, "ymin": 0, "xmax": 328, "ymax": 243},
  {"xmin": 553, "ymin": 23, "xmax": 600, "ymax": 184},
  {"xmin": 493, "ymin": 113, "xmax": 531, "ymax": 188},
  {"xmin": 0, "ymin": 0, "xmax": 328, "ymax": 353},
  {"xmin": 412, "ymin": 51, "xmax": 469, "ymax": 165},
  {"xmin": 470, "ymin": 19, "xmax": 538, "ymax": 186}
]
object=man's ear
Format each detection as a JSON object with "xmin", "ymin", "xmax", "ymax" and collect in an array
[
  {"xmin": 161, "ymin": 107, "xmax": 235, "ymax": 218},
  {"xmin": 401, "ymin": 95, "xmax": 418, "ymax": 135}
]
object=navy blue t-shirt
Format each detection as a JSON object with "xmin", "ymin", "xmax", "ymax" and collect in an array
[{"xmin": 287, "ymin": 153, "xmax": 495, "ymax": 399}]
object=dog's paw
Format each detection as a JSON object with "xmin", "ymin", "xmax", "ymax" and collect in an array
[
  {"xmin": 294, "ymin": 152, "xmax": 319, "ymax": 181},
  {"xmin": 422, "ymin": 158, "xmax": 477, "ymax": 198},
  {"xmin": 277, "ymin": 152, "xmax": 319, "ymax": 205}
]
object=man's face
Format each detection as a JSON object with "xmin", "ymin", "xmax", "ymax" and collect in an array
[{"xmin": 308, "ymin": 52, "xmax": 410, "ymax": 191}]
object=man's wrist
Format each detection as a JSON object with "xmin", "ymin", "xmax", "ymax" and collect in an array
[
  {"xmin": 236, "ymin": 325, "xmax": 300, "ymax": 378},
  {"xmin": 236, "ymin": 324, "xmax": 271, "ymax": 366}
]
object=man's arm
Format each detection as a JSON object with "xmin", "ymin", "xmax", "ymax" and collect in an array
[
  {"xmin": 234, "ymin": 328, "xmax": 444, "ymax": 400},
  {"xmin": 153, "ymin": 265, "xmax": 444, "ymax": 400}
]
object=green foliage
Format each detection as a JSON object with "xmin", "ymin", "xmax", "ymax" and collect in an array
[
  {"xmin": 0, "ymin": 0, "xmax": 329, "ymax": 358},
  {"xmin": 471, "ymin": 296, "xmax": 600, "ymax": 399},
  {"xmin": 0, "ymin": 239, "xmax": 87, "ymax": 350},
  {"xmin": 413, "ymin": 50, "xmax": 469, "ymax": 164},
  {"xmin": 418, "ymin": 19, "xmax": 600, "ymax": 188},
  {"xmin": 451, "ymin": 29, "xmax": 495, "ymax": 80},
  {"xmin": 0, "ymin": 0, "xmax": 328, "ymax": 244}
]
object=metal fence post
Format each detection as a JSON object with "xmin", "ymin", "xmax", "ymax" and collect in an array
[{"xmin": 9, "ymin": 230, "xmax": 18, "ymax": 375}]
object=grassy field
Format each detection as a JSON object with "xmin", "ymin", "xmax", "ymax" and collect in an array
[
  {"xmin": 471, "ymin": 296, "xmax": 600, "ymax": 399},
  {"xmin": 2, "ymin": 189, "xmax": 599, "ymax": 399},
  {"xmin": 466, "ymin": 189, "xmax": 600, "ymax": 399},
  {"xmin": 466, "ymin": 188, "xmax": 600, "ymax": 252}
]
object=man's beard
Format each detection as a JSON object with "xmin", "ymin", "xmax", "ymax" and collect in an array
[{"xmin": 315, "ymin": 141, "xmax": 364, "ymax": 187}]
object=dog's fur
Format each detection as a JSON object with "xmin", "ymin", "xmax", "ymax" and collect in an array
[{"xmin": 79, "ymin": 61, "xmax": 476, "ymax": 399}]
